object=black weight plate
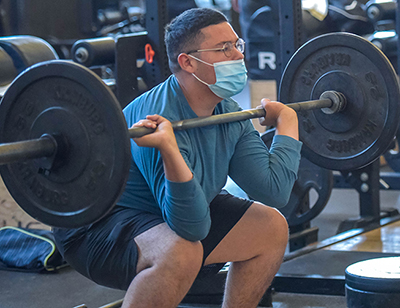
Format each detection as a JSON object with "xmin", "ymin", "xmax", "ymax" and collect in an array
[
  {"xmin": 279, "ymin": 32, "xmax": 400, "ymax": 171},
  {"xmin": 0, "ymin": 60, "xmax": 131, "ymax": 228},
  {"xmin": 261, "ymin": 129, "xmax": 333, "ymax": 226}
]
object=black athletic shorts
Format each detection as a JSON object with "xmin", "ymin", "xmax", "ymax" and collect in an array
[{"xmin": 53, "ymin": 190, "xmax": 252, "ymax": 290}]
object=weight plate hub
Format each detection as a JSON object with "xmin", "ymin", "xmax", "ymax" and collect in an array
[
  {"xmin": 279, "ymin": 32, "xmax": 400, "ymax": 171},
  {"xmin": 0, "ymin": 60, "xmax": 131, "ymax": 228}
]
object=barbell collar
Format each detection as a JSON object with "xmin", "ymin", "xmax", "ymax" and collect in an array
[{"xmin": 320, "ymin": 91, "xmax": 347, "ymax": 114}]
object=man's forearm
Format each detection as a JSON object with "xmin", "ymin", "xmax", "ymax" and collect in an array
[{"xmin": 159, "ymin": 142, "xmax": 193, "ymax": 183}]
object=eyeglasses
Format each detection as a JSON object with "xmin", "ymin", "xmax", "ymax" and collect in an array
[{"xmin": 187, "ymin": 38, "xmax": 245, "ymax": 58}]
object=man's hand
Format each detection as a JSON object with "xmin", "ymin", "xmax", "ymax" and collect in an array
[
  {"xmin": 258, "ymin": 99, "xmax": 299, "ymax": 140},
  {"xmin": 132, "ymin": 114, "xmax": 176, "ymax": 150},
  {"xmin": 132, "ymin": 114, "xmax": 193, "ymax": 182}
]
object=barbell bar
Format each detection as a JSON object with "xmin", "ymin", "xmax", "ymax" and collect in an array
[
  {"xmin": 0, "ymin": 136, "xmax": 56, "ymax": 165},
  {"xmin": 0, "ymin": 91, "xmax": 343, "ymax": 165},
  {"xmin": 129, "ymin": 90, "xmax": 342, "ymax": 138},
  {"xmin": 0, "ymin": 32, "xmax": 398, "ymax": 229}
]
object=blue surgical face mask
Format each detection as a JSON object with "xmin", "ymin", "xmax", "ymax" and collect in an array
[{"xmin": 189, "ymin": 55, "xmax": 248, "ymax": 99}]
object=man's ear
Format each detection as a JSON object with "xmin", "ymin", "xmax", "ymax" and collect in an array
[{"xmin": 177, "ymin": 53, "xmax": 196, "ymax": 73}]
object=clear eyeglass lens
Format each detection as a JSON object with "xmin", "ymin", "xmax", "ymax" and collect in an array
[
  {"xmin": 222, "ymin": 42, "xmax": 233, "ymax": 57},
  {"xmin": 236, "ymin": 38, "xmax": 245, "ymax": 53}
]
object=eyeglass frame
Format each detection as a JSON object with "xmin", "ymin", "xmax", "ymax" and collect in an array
[{"xmin": 186, "ymin": 38, "xmax": 245, "ymax": 58}]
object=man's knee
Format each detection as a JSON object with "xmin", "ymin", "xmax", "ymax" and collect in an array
[
  {"xmin": 155, "ymin": 237, "xmax": 204, "ymax": 280},
  {"xmin": 270, "ymin": 207, "xmax": 289, "ymax": 245},
  {"xmin": 254, "ymin": 203, "xmax": 289, "ymax": 247}
]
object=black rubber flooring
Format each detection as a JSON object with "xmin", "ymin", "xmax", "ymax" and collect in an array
[{"xmin": 0, "ymin": 267, "xmax": 125, "ymax": 308}]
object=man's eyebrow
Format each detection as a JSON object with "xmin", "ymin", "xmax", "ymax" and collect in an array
[
  {"xmin": 206, "ymin": 41, "xmax": 225, "ymax": 47},
  {"xmin": 220, "ymin": 38, "xmax": 239, "ymax": 45},
  {"xmin": 214, "ymin": 40, "xmax": 231, "ymax": 47}
]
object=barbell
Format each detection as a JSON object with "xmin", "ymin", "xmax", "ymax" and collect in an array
[
  {"xmin": 0, "ymin": 32, "xmax": 399, "ymax": 228},
  {"xmin": 0, "ymin": 89, "xmax": 343, "ymax": 165}
]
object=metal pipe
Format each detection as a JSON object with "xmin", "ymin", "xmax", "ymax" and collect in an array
[
  {"xmin": 288, "ymin": 98, "xmax": 332, "ymax": 112},
  {"xmin": 128, "ymin": 97, "xmax": 334, "ymax": 139},
  {"xmin": 0, "ymin": 136, "xmax": 56, "ymax": 165},
  {"xmin": 0, "ymin": 93, "xmax": 338, "ymax": 165}
]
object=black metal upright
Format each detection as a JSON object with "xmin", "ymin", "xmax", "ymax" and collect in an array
[
  {"xmin": 336, "ymin": 160, "xmax": 382, "ymax": 233},
  {"xmin": 115, "ymin": 0, "xmax": 171, "ymax": 108},
  {"xmin": 143, "ymin": 0, "xmax": 171, "ymax": 88},
  {"xmin": 397, "ymin": 0, "xmax": 400, "ymax": 74},
  {"xmin": 242, "ymin": 0, "xmax": 303, "ymax": 89},
  {"xmin": 115, "ymin": 32, "xmax": 147, "ymax": 108},
  {"xmin": 278, "ymin": 0, "xmax": 304, "ymax": 77}
]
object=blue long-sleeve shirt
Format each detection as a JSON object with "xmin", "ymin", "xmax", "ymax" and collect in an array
[{"xmin": 119, "ymin": 75, "xmax": 302, "ymax": 241}]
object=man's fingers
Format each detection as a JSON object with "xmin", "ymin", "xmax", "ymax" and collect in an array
[{"xmin": 132, "ymin": 119, "xmax": 157, "ymax": 129}]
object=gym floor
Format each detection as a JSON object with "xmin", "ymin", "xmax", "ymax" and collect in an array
[{"xmin": 1, "ymin": 81, "xmax": 400, "ymax": 307}]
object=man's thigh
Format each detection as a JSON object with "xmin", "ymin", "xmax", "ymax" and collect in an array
[
  {"xmin": 200, "ymin": 190, "xmax": 253, "ymax": 263},
  {"xmin": 204, "ymin": 202, "xmax": 288, "ymax": 266},
  {"xmin": 134, "ymin": 223, "xmax": 203, "ymax": 274},
  {"xmin": 135, "ymin": 191, "xmax": 253, "ymax": 274},
  {"xmin": 53, "ymin": 206, "xmax": 165, "ymax": 290}
]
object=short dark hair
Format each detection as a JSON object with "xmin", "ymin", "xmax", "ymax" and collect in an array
[{"xmin": 164, "ymin": 8, "xmax": 228, "ymax": 73}]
